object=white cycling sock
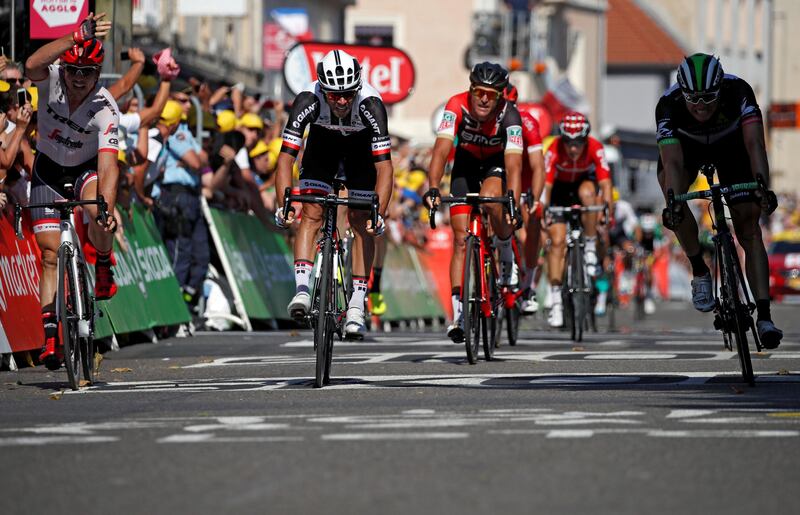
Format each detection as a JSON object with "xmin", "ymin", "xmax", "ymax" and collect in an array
[
  {"xmin": 348, "ymin": 276, "xmax": 369, "ymax": 311},
  {"xmin": 294, "ymin": 260, "xmax": 314, "ymax": 294},
  {"xmin": 585, "ymin": 237, "xmax": 597, "ymax": 253},
  {"xmin": 452, "ymin": 294, "xmax": 462, "ymax": 321}
]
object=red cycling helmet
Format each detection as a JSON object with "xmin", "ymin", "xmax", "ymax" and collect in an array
[
  {"xmin": 504, "ymin": 84, "xmax": 518, "ymax": 103},
  {"xmin": 559, "ymin": 111, "xmax": 591, "ymax": 140},
  {"xmin": 61, "ymin": 39, "xmax": 104, "ymax": 66}
]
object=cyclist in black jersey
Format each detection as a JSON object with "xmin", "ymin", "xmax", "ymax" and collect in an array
[
  {"xmin": 274, "ymin": 49, "xmax": 393, "ymax": 339},
  {"xmin": 656, "ymin": 53, "xmax": 782, "ymax": 349}
]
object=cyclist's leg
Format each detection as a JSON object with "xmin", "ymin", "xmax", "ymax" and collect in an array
[
  {"xmin": 30, "ymin": 170, "xmax": 64, "ymax": 365},
  {"xmin": 369, "ymin": 236, "xmax": 388, "ymax": 315},
  {"xmin": 448, "ymin": 170, "xmax": 475, "ymax": 335},
  {"xmin": 78, "ymin": 171, "xmax": 119, "ymax": 299},
  {"xmin": 656, "ymin": 159, "xmax": 704, "ymax": 272},
  {"xmin": 578, "ymin": 179, "xmax": 601, "ymax": 275}
]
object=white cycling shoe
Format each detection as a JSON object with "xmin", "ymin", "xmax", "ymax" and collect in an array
[
  {"xmin": 288, "ymin": 291, "xmax": 311, "ymax": 319},
  {"xmin": 344, "ymin": 307, "xmax": 367, "ymax": 340},
  {"xmin": 521, "ymin": 290, "xmax": 538, "ymax": 314},
  {"xmin": 447, "ymin": 315, "xmax": 465, "ymax": 343}
]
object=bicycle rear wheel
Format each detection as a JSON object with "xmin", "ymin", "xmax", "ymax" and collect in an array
[
  {"xmin": 721, "ymin": 242, "xmax": 754, "ymax": 386},
  {"xmin": 483, "ymin": 257, "xmax": 498, "ymax": 361},
  {"xmin": 463, "ymin": 236, "xmax": 481, "ymax": 364},
  {"xmin": 567, "ymin": 245, "xmax": 586, "ymax": 342},
  {"xmin": 314, "ymin": 238, "xmax": 334, "ymax": 388},
  {"xmin": 58, "ymin": 246, "xmax": 81, "ymax": 391}
]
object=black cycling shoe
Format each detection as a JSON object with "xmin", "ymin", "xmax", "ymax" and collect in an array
[{"xmin": 447, "ymin": 321, "xmax": 464, "ymax": 343}]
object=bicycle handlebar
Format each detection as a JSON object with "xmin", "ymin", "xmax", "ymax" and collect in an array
[
  {"xmin": 428, "ymin": 190, "xmax": 517, "ymax": 230},
  {"xmin": 14, "ymin": 196, "xmax": 110, "ymax": 240},
  {"xmin": 672, "ymin": 181, "xmax": 759, "ymax": 202},
  {"xmin": 283, "ymin": 187, "xmax": 380, "ymax": 230}
]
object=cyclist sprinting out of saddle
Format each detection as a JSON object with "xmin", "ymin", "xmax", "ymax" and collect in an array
[
  {"xmin": 275, "ymin": 49, "xmax": 393, "ymax": 339},
  {"xmin": 657, "ymin": 53, "xmax": 782, "ymax": 348},
  {"xmin": 24, "ymin": 13, "xmax": 120, "ymax": 369},
  {"xmin": 424, "ymin": 62, "xmax": 524, "ymax": 342}
]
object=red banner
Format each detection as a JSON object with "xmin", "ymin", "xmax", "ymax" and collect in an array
[
  {"xmin": 30, "ymin": 0, "xmax": 89, "ymax": 40},
  {"xmin": 283, "ymin": 42, "xmax": 415, "ymax": 104},
  {"xmin": 418, "ymin": 228, "xmax": 454, "ymax": 319},
  {"xmin": 0, "ymin": 211, "xmax": 44, "ymax": 352}
]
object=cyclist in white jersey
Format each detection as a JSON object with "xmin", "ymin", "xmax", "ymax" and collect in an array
[{"xmin": 24, "ymin": 13, "xmax": 120, "ymax": 369}]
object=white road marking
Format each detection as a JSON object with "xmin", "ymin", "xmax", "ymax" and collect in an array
[
  {"xmin": 69, "ymin": 371, "xmax": 800, "ymax": 394},
  {"xmin": 321, "ymin": 432, "xmax": 469, "ymax": 441},
  {"xmin": 0, "ymin": 436, "xmax": 119, "ymax": 446},
  {"xmin": 157, "ymin": 434, "xmax": 303, "ymax": 444},
  {"xmin": 183, "ymin": 350, "xmax": 790, "ymax": 368},
  {"xmin": 647, "ymin": 430, "xmax": 799, "ymax": 438},
  {"xmin": 666, "ymin": 409, "xmax": 718, "ymax": 418},
  {"xmin": 546, "ymin": 429, "xmax": 595, "ymax": 438}
]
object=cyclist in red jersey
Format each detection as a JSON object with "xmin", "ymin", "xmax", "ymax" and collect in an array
[
  {"xmin": 425, "ymin": 62, "xmax": 523, "ymax": 342},
  {"xmin": 543, "ymin": 112, "xmax": 613, "ymax": 328},
  {"xmin": 504, "ymin": 84, "xmax": 546, "ymax": 314}
]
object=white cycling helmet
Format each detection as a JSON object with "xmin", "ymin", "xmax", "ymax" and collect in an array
[{"xmin": 316, "ymin": 49, "xmax": 362, "ymax": 93}]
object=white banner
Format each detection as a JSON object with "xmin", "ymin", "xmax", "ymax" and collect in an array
[{"xmin": 177, "ymin": 0, "xmax": 246, "ymax": 17}]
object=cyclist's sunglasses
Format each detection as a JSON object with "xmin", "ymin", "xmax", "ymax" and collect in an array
[
  {"xmin": 683, "ymin": 89, "xmax": 720, "ymax": 105},
  {"xmin": 325, "ymin": 90, "xmax": 357, "ymax": 102},
  {"xmin": 470, "ymin": 87, "xmax": 501, "ymax": 101},
  {"xmin": 63, "ymin": 65, "xmax": 100, "ymax": 77},
  {"xmin": 564, "ymin": 136, "xmax": 588, "ymax": 146}
]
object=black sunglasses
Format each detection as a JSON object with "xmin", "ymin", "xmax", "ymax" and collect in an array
[{"xmin": 64, "ymin": 65, "xmax": 100, "ymax": 77}]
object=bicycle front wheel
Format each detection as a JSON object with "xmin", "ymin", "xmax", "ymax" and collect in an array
[
  {"xmin": 78, "ymin": 260, "xmax": 95, "ymax": 385},
  {"xmin": 314, "ymin": 238, "xmax": 334, "ymax": 388},
  {"xmin": 463, "ymin": 236, "xmax": 481, "ymax": 364},
  {"xmin": 721, "ymin": 242, "xmax": 754, "ymax": 386},
  {"xmin": 58, "ymin": 246, "xmax": 81, "ymax": 390},
  {"xmin": 568, "ymin": 245, "xmax": 586, "ymax": 342}
]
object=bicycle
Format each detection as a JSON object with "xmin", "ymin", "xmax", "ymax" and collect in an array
[
  {"xmin": 545, "ymin": 204, "xmax": 606, "ymax": 342},
  {"xmin": 429, "ymin": 191, "xmax": 517, "ymax": 364},
  {"xmin": 14, "ymin": 192, "xmax": 111, "ymax": 390},
  {"xmin": 283, "ymin": 184, "xmax": 379, "ymax": 388},
  {"xmin": 668, "ymin": 165, "xmax": 764, "ymax": 386}
]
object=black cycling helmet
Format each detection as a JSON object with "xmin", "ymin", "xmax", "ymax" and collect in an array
[{"xmin": 469, "ymin": 62, "xmax": 509, "ymax": 92}]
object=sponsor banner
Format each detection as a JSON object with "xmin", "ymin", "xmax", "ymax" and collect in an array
[
  {"xmin": 0, "ymin": 319, "xmax": 12, "ymax": 354},
  {"xmin": 263, "ymin": 23, "xmax": 295, "ymax": 71},
  {"xmin": 96, "ymin": 204, "xmax": 190, "ymax": 336},
  {"xmin": 380, "ymin": 244, "xmax": 446, "ymax": 321},
  {"xmin": 30, "ymin": 0, "xmax": 89, "ymax": 40},
  {"xmin": 0, "ymin": 211, "xmax": 44, "ymax": 352},
  {"xmin": 205, "ymin": 205, "xmax": 295, "ymax": 322},
  {"xmin": 767, "ymin": 103, "xmax": 800, "ymax": 129},
  {"xmin": 176, "ymin": 0, "xmax": 246, "ymax": 17},
  {"xmin": 417, "ymin": 228, "xmax": 455, "ymax": 320},
  {"xmin": 283, "ymin": 42, "xmax": 415, "ymax": 104}
]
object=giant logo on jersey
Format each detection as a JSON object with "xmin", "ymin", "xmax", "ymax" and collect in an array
[{"xmin": 284, "ymin": 42, "xmax": 415, "ymax": 105}]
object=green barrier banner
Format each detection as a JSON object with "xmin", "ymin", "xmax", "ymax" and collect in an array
[
  {"xmin": 95, "ymin": 203, "xmax": 190, "ymax": 337},
  {"xmin": 380, "ymin": 244, "xmax": 445, "ymax": 321},
  {"xmin": 205, "ymin": 205, "xmax": 295, "ymax": 323}
]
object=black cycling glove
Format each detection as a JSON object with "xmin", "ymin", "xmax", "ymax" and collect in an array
[
  {"xmin": 761, "ymin": 189, "xmax": 778, "ymax": 216},
  {"xmin": 423, "ymin": 188, "xmax": 440, "ymax": 208},
  {"xmin": 661, "ymin": 202, "xmax": 684, "ymax": 231}
]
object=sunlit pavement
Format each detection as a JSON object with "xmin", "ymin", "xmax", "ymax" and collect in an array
[{"xmin": 2, "ymin": 301, "xmax": 798, "ymax": 514}]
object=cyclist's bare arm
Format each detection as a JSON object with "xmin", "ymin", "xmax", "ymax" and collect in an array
[
  {"xmin": 275, "ymin": 151, "xmax": 295, "ymax": 209},
  {"xmin": 529, "ymin": 149, "xmax": 546, "ymax": 201},
  {"xmin": 375, "ymin": 160, "xmax": 393, "ymax": 216},
  {"xmin": 427, "ymin": 136, "xmax": 453, "ymax": 193},
  {"xmin": 599, "ymin": 178, "xmax": 613, "ymax": 219},
  {"xmin": 504, "ymin": 151, "xmax": 522, "ymax": 206},
  {"xmin": 742, "ymin": 121, "xmax": 770, "ymax": 186},
  {"xmin": 96, "ymin": 150, "xmax": 119, "ymax": 213},
  {"xmin": 658, "ymin": 141, "xmax": 686, "ymax": 195},
  {"xmin": 25, "ymin": 12, "xmax": 111, "ymax": 80}
]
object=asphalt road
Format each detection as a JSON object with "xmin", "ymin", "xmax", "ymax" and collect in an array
[{"xmin": 2, "ymin": 302, "xmax": 799, "ymax": 515}]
